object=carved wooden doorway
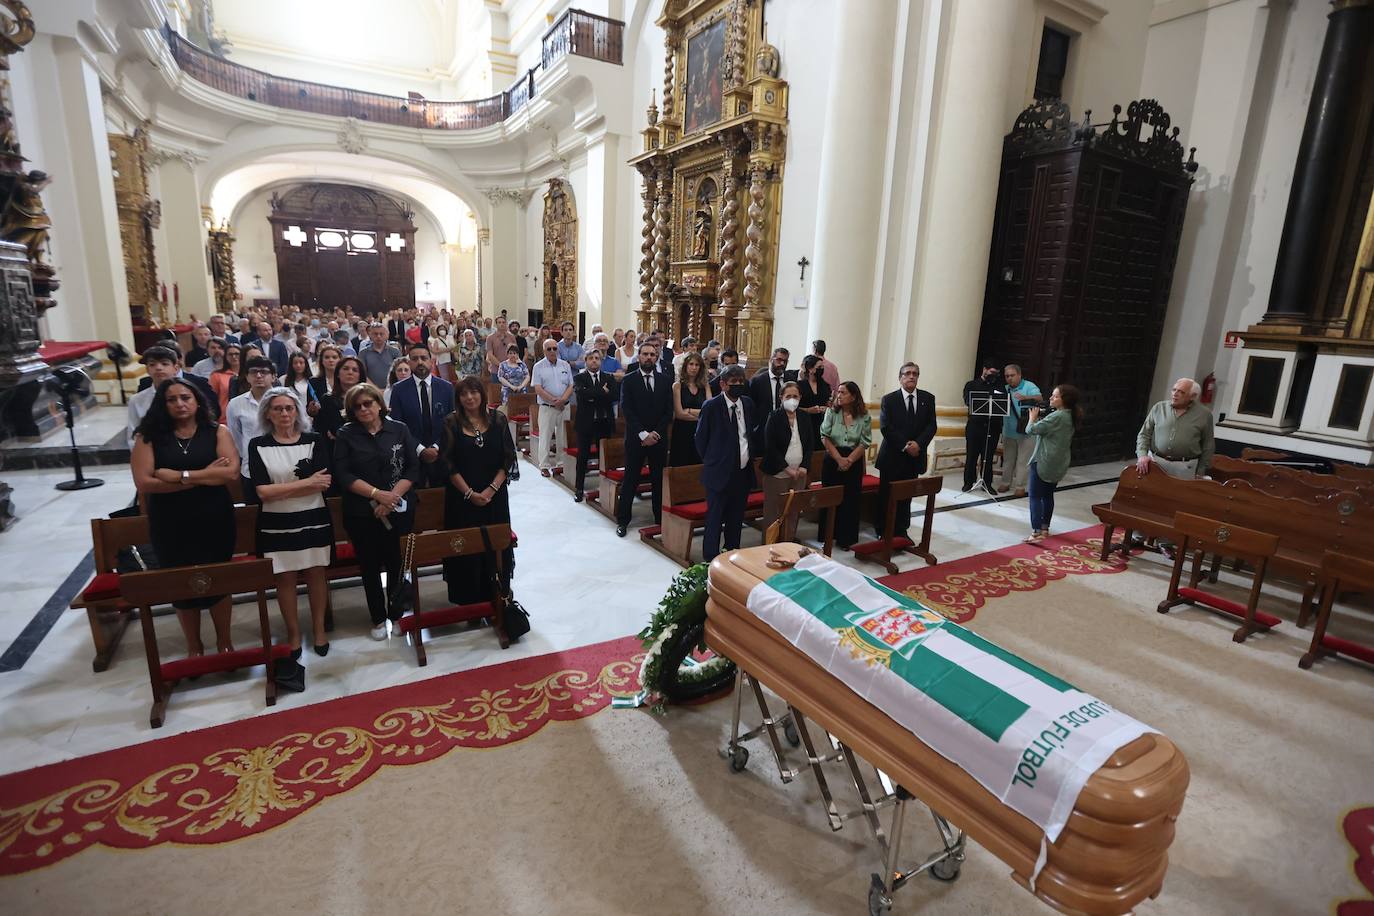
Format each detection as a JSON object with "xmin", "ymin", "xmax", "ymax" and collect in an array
[{"xmin": 268, "ymin": 184, "xmax": 417, "ymax": 313}]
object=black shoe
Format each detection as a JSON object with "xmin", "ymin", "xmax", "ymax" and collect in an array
[
  {"xmin": 961, "ymin": 483, "xmax": 974, "ymax": 492},
  {"xmin": 510, "ymin": 470, "xmax": 520, "ymax": 481},
  {"xmin": 616, "ymin": 524, "xmax": 627, "ymax": 537},
  {"xmin": 314, "ymin": 642, "xmax": 330, "ymax": 657},
  {"xmin": 574, "ymin": 491, "xmax": 584, "ymax": 503}
]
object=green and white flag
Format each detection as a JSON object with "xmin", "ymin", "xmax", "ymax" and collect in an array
[{"xmin": 745, "ymin": 554, "xmax": 1154, "ymax": 842}]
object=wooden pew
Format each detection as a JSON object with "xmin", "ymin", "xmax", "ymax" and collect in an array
[
  {"xmin": 559, "ymin": 415, "xmax": 626, "ymax": 488},
  {"xmin": 593, "ymin": 435, "xmax": 652, "ymax": 519},
  {"xmin": 1333, "ymin": 463, "xmax": 1374, "ymax": 484},
  {"xmin": 120, "ymin": 558, "xmax": 282, "ymax": 728},
  {"xmin": 1155, "ymin": 512, "xmax": 1281, "ymax": 643},
  {"xmin": 1301, "ymin": 551, "xmax": 1374, "ymax": 670},
  {"xmin": 1210, "ymin": 455, "xmax": 1373, "ymax": 503},
  {"xmin": 394, "ymin": 525, "xmax": 514, "ymax": 665},
  {"xmin": 654, "ymin": 464, "xmax": 767, "ymax": 567},
  {"xmin": 850, "ymin": 476, "xmax": 943, "ymax": 575},
  {"xmin": 1092, "ymin": 466, "xmax": 1374, "ymax": 621}
]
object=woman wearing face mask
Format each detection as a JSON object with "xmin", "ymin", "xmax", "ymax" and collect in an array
[
  {"xmin": 760, "ymin": 380, "xmax": 813, "ymax": 540},
  {"xmin": 432, "ymin": 324, "xmax": 454, "ymax": 382}
]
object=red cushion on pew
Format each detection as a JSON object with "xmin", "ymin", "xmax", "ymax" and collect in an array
[
  {"xmin": 861, "ymin": 474, "xmax": 881, "ymax": 491},
  {"xmin": 334, "ymin": 543, "xmax": 357, "ymax": 564},
  {"xmin": 509, "ymin": 414, "xmax": 529, "ymax": 423},
  {"xmin": 396, "ymin": 602, "xmax": 498, "ymax": 634},
  {"xmin": 604, "ymin": 468, "xmax": 625, "ymax": 481},
  {"xmin": 82, "ymin": 572, "xmax": 122, "ymax": 602},
  {"xmin": 565, "ymin": 446, "xmax": 580, "ymax": 457},
  {"xmin": 665, "ymin": 500, "xmax": 709, "ymax": 522},
  {"xmin": 638, "ymin": 524, "xmax": 662, "ymax": 539},
  {"xmin": 746, "ymin": 492, "xmax": 765, "ymax": 509},
  {"xmin": 161, "ymin": 643, "xmax": 293, "ymax": 681},
  {"xmin": 851, "ymin": 536, "xmax": 915, "ymax": 556},
  {"xmin": 1176, "ymin": 587, "xmax": 1283, "ymax": 627}
]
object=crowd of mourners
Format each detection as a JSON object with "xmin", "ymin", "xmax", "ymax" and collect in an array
[{"xmin": 126, "ymin": 302, "xmax": 1204, "ymax": 682}]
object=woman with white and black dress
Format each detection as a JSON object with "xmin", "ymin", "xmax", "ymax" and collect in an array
[{"xmin": 248, "ymin": 388, "xmax": 335, "ymax": 657}]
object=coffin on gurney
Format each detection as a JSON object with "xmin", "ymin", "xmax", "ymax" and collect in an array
[{"xmin": 705, "ymin": 545, "xmax": 1189, "ymax": 916}]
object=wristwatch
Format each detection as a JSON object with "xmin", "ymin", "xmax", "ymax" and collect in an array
[{"xmin": 181, "ymin": 470, "xmax": 190, "ymax": 485}]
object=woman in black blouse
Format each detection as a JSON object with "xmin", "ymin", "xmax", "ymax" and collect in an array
[
  {"xmin": 797, "ymin": 354, "xmax": 832, "ymax": 452},
  {"xmin": 332, "ymin": 381, "xmax": 420, "ymax": 640},
  {"xmin": 313, "ymin": 355, "xmax": 364, "ymax": 443},
  {"xmin": 442, "ymin": 377, "xmax": 516, "ymax": 605}
]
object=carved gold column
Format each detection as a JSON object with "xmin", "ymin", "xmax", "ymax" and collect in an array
[
  {"xmin": 638, "ymin": 168, "xmax": 655, "ymax": 308},
  {"xmin": 736, "ymin": 162, "xmax": 767, "ymax": 358},
  {"xmin": 650, "ymin": 165, "xmax": 672, "ymax": 329},
  {"xmin": 712, "ymin": 159, "xmax": 742, "ymax": 348},
  {"xmin": 109, "ymin": 127, "xmax": 163, "ymax": 327}
]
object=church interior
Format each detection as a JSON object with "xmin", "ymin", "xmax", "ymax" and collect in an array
[{"xmin": 0, "ymin": 0, "xmax": 1371, "ymax": 913}]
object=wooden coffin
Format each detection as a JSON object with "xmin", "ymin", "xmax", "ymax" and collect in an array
[{"xmin": 705, "ymin": 544, "xmax": 1190, "ymax": 916}]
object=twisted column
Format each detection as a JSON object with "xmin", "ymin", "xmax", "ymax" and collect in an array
[
  {"xmin": 639, "ymin": 178, "xmax": 655, "ymax": 305},
  {"xmin": 716, "ymin": 171, "xmax": 741, "ymax": 314},
  {"xmin": 651, "ymin": 168, "xmax": 672, "ymax": 309},
  {"xmin": 662, "ymin": 31, "xmax": 677, "ymax": 121},
  {"xmin": 741, "ymin": 164, "xmax": 766, "ymax": 314}
]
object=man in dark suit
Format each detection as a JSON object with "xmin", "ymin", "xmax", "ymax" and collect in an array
[
  {"xmin": 386, "ymin": 342, "xmax": 454, "ymax": 488},
  {"xmin": 387, "ymin": 311, "xmax": 407, "ymax": 345},
  {"xmin": 616, "ymin": 342, "xmax": 673, "ymax": 537},
  {"xmin": 253, "ymin": 321, "xmax": 290, "ymax": 377},
  {"xmin": 695, "ymin": 365, "xmax": 758, "ymax": 561},
  {"xmin": 748, "ymin": 347, "xmax": 797, "ymax": 431},
  {"xmin": 709, "ymin": 348, "xmax": 740, "ymax": 396},
  {"xmin": 572, "ymin": 348, "xmax": 619, "ymax": 502},
  {"xmin": 875, "ymin": 362, "xmax": 938, "ymax": 540}
]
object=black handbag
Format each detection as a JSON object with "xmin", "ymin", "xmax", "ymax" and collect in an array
[
  {"xmin": 273, "ymin": 657, "xmax": 306, "ymax": 692},
  {"xmin": 480, "ymin": 526, "xmax": 529, "ymax": 641},
  {"xmin": 386, "ymin": 532, "xmax": 417, "ymax": 620},
  {"xmin": 116, "ymin": 544, "xmax": 159, "ymax": 574}
]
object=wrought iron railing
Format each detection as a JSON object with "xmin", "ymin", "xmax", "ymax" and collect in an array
[{"xmin": 162, "ymin": 10, "xmax": 622, "ymax": 130}]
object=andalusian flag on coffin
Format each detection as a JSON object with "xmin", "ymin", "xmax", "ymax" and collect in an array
[{"xmin": 745, "ymin": 553, "xmax": 1155, "ymax": 842}]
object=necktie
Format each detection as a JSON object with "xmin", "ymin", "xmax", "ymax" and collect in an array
[
  {"xmin": 419, "ymin": 379, "xmax": 432, "ymax": 444},
  {"xmin": 773, "ymin": 374, "xmax": 782, "ymax": 409},
  {"xmin": 731, "ymin": 403, "xmax": 743, "ymax": 468},
  {"xmin": 906, "ymin": 393, "xmax": 916, "ymax": 425},
  {"xmin": 645, "ymin": 372, "xmax": 654, "ymax": 393}
]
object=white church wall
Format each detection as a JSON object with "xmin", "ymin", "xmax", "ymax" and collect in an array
[{"xmin": 1144, "ymin": 0, "xmax": 1325, "ymax": 412}]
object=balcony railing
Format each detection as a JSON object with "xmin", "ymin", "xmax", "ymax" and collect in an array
[{"xmin": 161, "ymin": 10, "xmax": 622, "ymax": 131}]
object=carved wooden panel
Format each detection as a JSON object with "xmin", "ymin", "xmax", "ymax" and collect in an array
[{"xmin": 977, "ymin": 100, "xmax": 1195, "ymax": 464}]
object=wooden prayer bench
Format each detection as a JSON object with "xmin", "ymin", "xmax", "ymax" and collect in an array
[
  {"xmin": 653, "ymin": 463, "xmax": 765, "ymax": 568},
  {"xmin": 1301, "ymin": 551, "xmax": 1374, "ymax": 671},
  {"xmin": 1156, "ymin": 512, "xmax": 1282, "ymax": 643},
  {"xmin": 505, "ymin": 392, "xmax": 534, "ymax": 450},
  {"xmin": 1209, "ymin": 455, "xmax": 1373, "ymax": 504},
  {"xmin": 559, "ymin": 416, "xmax": 626, "ymax": 489},
  {"xmin": 1092, "ymin": 467, "xmax": 1374, "ymax": 621},
  {"xmin": 120, "ymin": 558, "xmax": 284, "ymax": 728},
  {"xmin": 1333, "ymin": 463, "xmax": 1374, "ymax": 484},
  {"xmin": 592, "ymin": 435, "xmax": 651, "ymax": 520},
  {"xmin": 850, "ymin": 475, "xmax": 943, "ymax": 575},
  {"xmin": 394, "ymin": 524, "xmax": 514, "ymax": 665}
]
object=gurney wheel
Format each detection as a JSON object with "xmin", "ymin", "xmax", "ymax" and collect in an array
[
  {"xmin": 728, "ymin": 745, "xmax": 750, "ymax": 772},
  {"xmin": 867, "ymin": 874, "xmax": 892, "ymax": 914},
  {"xmin": 929, "ymin": 856, "xmax": 961, "ymax": 882},
  {"xmin": 783, "ymin": 719, "xmax": 800, "ymax": 748}
]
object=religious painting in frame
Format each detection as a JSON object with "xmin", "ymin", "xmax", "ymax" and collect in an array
[{"xmin": 684, "ymin": 18, "xmax": 726, "ymax": 135}]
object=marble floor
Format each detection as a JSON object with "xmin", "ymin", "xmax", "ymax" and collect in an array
[
  {"xmin": 0, "ymin": 449, "xmax": 1128, "ymax": 776},
  {"xmin": 0, "ymin": 402, "xmax": 129, "ymax": 452}
]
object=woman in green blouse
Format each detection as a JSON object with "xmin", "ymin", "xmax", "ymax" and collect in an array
[
  {"xmin": 820, "ymin": 381, "xmax": 872, "ymax": 548},
  {"xmin": 1023, "ymin": 384, "xmax": 1082, "ymax": 543}
]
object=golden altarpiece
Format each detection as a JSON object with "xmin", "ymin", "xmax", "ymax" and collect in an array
[
  {"xmin": 542, "ymin": 178, "xmax": 578, "ymax": 329},
  {"xmin": 628, "ymin": 0, "xmax": 787, "ymax": 363},
  {"xmin": 108, "ymin": 127, "xmax": 165, "ymax": 327}
]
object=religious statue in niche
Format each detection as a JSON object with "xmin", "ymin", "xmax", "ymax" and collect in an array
[
  {"xmin": 691, "ymin": 209, "xmax": 712, "ymax": 259},
  {"xmin": 542, "ymin": 178, "xmax": 578, "ymax": 328},
  {"xmin": 684, "ymin": 18, "xmax": 726, "ymax": 135}
]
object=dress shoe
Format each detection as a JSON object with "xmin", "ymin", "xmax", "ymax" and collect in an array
[
  {"xmin": 960, "ymin": 483, "xmax": 973, "ymax": 492},
  {"xmin": 616, "ymin": 524, "xmax": 627, "ymax": 537},
  {"xmin": 573, "ymin": 491, "xmax": 584, "ymax": 503},
  {"xmin": 314, "ymin": 642, "xmax": 331, "ymax": 657}
]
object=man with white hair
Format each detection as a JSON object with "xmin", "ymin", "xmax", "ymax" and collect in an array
[{"xmin": 1135, "ymin": 377, "xmax": 1215, "ymax": 479}]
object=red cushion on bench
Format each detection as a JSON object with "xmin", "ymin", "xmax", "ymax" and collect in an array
[
  {"xmin": 509, "ymin": 414, "xmax": 529, "ymax": 423},
  {"xmin": 81, "ymin": 572, "xmax": 123, "ymax": 602},
  {"xmin": 861, "ymin": 474, "xmax": 881, "ymax": 491},
  {"xmin": 396, "ymin": 602, "xmax": 498, "ymax": 634},
  {"xmin": 334, "ymin": 542, "xmax": 357, "ymax": 564},
  {"xmin": 665, "ymin": 500, "xmax": 709, "ymax": 522},
  {"xmin": 851, "ymin": 536, "xmax": 915, "ymax": 556},
  {"xmin": 746, "ymin": 491, "xmax": 765, "ymax": 509},
  {"xmin": 161, "ymin": 643, "xmax": 293, "ymax": 681}
]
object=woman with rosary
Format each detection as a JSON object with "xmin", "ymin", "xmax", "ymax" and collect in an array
[{"xmin": 442, "ymin": 376, "xmax": 516, "ymax": 606}]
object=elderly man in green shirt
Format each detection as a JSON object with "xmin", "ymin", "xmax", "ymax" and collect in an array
[{"xmin": 1135, "ymin": 378, "xmax": 1215, "ymax": 479}]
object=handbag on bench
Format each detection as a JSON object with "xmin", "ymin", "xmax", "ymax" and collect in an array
[{"xmin": 480, "ymin": 526, "xmax": 529, "ymax": 641}]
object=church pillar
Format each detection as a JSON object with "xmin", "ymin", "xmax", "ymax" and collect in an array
[
  {"xmin": 1262, "ymin": 0, "xmax": 1374, "ymax": 324},
  {"xmin": 30, "ymin": 35, "xmax": 132, "ymax": 346},
  {"xmin": 805, "ymin": 0, "xmax": 898, "ymax": 388},
  {"xmin": 583, "ymin": 127, "xmax": 623, "ymax": 329},
  {"xmin": 486, "ymin": 197, "xmax": 519, "ymax": 315},
  {"xmin": 907, "ymin": 0, "xmax": 1022, "ymax": 407},
  {"xmin": 155, "ymin": 157, "xmax": 215, "ymax": 322}
]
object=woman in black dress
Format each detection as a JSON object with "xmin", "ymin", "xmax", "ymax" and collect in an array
[
  {"xmin": 669, "ymin": 352, "xmax": 707, "ymax": 466},
  {"xmin": 798, "ymin": 354, "xmax": 832, "ymax": 453},
  {"xmin": 131, "ymin": 377, "xmax": 240, "ymax": 655},
  {"xmin": 313, "ymin": 355, "xmax": 364, "ymax": 444},
  {"xmin": 442, "ymin": 376, "xmax": 515, "ymax": 605}
]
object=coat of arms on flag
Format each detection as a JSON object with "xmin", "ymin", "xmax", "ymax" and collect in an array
[{"xmin": 838, "ymin": 605, "xmax": 946, "ymax": 667}]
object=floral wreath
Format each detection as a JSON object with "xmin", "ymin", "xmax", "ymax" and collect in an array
[{"xmin": 636, "ymin": 564, "xmax": 736, "ymax": 713}]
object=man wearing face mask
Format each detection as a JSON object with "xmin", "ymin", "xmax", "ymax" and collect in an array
[
  {"xmin": 695, "ymin": 364, "xmax": 759, "ymax": 561},
  {"xmin": 616, "ymin": 342, "xmax": 674, "ymax": 537},
  {"xmin": 962, "ymin": 357, "xmax": 1003, "ymax": 493}
]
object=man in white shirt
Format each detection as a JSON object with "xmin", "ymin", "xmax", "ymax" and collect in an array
[
  {"xmin": 531, "ymin": 338, "xmax": 574, "ymax": 476},
  {"xmin": 189, "ymin": 337, "xmax": 225, "ymax": 378},
  {"xmin": 226, "ymin": 355, "xmax": 278, "ymax": 504}
]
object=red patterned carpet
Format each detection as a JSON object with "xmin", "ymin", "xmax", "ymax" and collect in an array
[
  {"xmin": 1343, "ymin": 806, "xmax": 1374, "ymax": 916},
  {"xmin": 0, "ymin": 636, "xmax": 642, "ymax": 875},
  {"xmin": 876, "ymin": 525, "xmax": 1128, "ymax": 623}
]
